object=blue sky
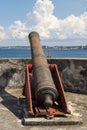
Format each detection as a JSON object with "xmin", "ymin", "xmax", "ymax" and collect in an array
[{"xmin": 0, "ymin": 0, "xmax": 87, "ymax": 46}]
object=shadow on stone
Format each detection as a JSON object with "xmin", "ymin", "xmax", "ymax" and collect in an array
[{"xmin": 0, "ymin": 68, "xmax": 22, "ymax": 119}]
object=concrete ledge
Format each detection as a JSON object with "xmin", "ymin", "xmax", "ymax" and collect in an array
[{"xmin": 22, "ymin": 116, "xmax": 82, "ymax": 126}]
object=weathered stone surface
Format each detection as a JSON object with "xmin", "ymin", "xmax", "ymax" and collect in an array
[
  {"xmin": 0, "ymin": 89, "xmax": 87, "ymax": 130},
  {"xmin": 0, "ymin": 59, "xmax": 32, "ymax": 89},
  {"xmin": 48, "ymin": 58, "xmax": 87, "ymax": 94},
  {"xmin": 0, "ymin": 58, "xmax": 87, "ymax": 94}
]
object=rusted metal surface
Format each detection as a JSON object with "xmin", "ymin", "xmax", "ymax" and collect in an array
[
  {"xmin": 28, "ymin": 32, "xmax": 58, "ymax": 108},
  {"xmin": 23, "ymin": 64, "xmax": 70, "ymax": 118},
  {"xmin": 23, "ymin": 31, "xmax": 70, "ymax": 118}
]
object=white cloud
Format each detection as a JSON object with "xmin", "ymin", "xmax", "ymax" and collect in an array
[
  {"xmin": 0, "ymin": 0, "xmax": 87, "ymax": 45},
  {"xmin": 27, "ymin": 0, "xmax": 87, "ymax": 41},
  {"xmin": 8, "ymin": 20, "xmax": 28, "ymax": 39},
  {"xmin": 27, "ymin": 0, "xmax": 59, "ymax": 38},
  {"xmin": 57, "ymin": 14, "xmax": 86, "ymax": 39},
  {"xmin": 0, "ymin": 26, "xmax": 7, "ymax": 40}
]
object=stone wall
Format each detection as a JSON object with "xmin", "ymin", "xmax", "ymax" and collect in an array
[{"xmin": 0, "ymin": 58, "xmax": 87, "ymax": 94}]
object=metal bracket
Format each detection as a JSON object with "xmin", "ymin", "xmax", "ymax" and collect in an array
[{"xmin": 23, "ymin": 64, "xmax": 70, "ymax": 119}]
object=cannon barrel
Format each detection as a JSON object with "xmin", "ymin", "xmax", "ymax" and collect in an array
[{"xmin": 28, "ymin": 32, "xmax": 58, "ymax": 107}]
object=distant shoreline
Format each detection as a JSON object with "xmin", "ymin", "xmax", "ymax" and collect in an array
[
  {"xmin": 0, "ymin": 46, "xmax": 30, "ymax": 50},
  {"xmin": 0, "ymin": 45, "xmax": 87, "ymax": 50}
]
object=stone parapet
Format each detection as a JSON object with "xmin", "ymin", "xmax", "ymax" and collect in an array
[{"xmin": 0, "ymin": 58, "xmax": 87, "ymax": 94}]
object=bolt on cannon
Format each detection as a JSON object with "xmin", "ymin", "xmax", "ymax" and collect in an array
[{"xmin": 23, "ymin": 32, "xmax": 71, "ymax": 123}]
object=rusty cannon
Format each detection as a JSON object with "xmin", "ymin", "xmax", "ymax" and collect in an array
[
  {"xmin": 29, "ymin": 32, "xmax": 58, "ymax": 108},
  {"xmin": 22, "ymin": 31, "xmax": 70, "ymax": 124}
]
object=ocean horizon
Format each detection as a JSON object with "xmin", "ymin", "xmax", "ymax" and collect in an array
[{"xmin": 0, "ymin": 49, "xmax": 87, "ymax": 58}]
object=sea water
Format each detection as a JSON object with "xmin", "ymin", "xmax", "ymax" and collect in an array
[{"xmin": 0, "ymin": 49, "xmax": 87, "ymax": 58}]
